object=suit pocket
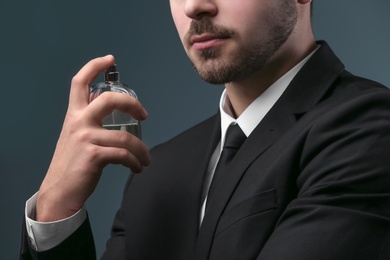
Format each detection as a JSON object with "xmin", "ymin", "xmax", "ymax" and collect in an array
[{"xmin": 216, "ymin": 188, "xmax": 278, "ymax": 235}]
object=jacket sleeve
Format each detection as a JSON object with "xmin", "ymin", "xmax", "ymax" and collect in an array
[
  {"xmin": 100, "ymin": 174, "xmax": 135, "ymax": 260},
  {"xmin": 100, "ymin": 204, "xmax": 127, "ymax": 260},
  {"xmin": 20, "ymin": 215, "xmax": 96, "ymax": 260}
]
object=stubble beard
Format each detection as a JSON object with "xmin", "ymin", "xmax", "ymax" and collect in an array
[{"xmin": 185, "ymin": 2, "xmax": 298, "ymax": 85}]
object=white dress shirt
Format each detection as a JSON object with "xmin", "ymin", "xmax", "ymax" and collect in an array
[{"xmin": 25, "ymin": 48, "xmax": 317, "ymax": 252}]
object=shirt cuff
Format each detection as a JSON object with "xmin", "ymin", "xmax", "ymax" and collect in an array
[{"xmin": 25, "ymin": 192, "xmax": 87, "ymax": 251}]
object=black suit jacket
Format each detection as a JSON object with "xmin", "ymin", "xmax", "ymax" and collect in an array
[{"xmin": 21, "ymin": 42, "xmax": 390, "ymax": 259}]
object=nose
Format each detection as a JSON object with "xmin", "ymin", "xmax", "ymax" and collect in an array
[{"xmin": 184, "ymin": 0, "xmax": 217, "ymax": 20}]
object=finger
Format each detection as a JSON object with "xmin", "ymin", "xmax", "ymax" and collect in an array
[
  {"xmin": 91, "ymin": 128, "xmax": 150, "ymax": 166},
  {"xmin": 97, "ymin": 146, "xmax": 145, "ymax": 173},
  {"xmin": 86, "ymin": 91, "xmax": 148, "ymax": 123},
  {"xmin": 69, "ymin": 55, "xmax": 115, "ymax": 111}
]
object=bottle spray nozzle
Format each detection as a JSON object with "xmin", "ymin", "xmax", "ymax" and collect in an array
[{"xmin": 105, "ymin": 64, "xmax": 120, "ymax": 82}]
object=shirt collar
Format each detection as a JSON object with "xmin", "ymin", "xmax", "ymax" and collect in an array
[{"xmin": 219, "ymin": 47, "xmax": 318, "ymax": 150}]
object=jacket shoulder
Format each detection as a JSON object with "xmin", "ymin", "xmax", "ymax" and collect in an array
[{"xmin": 151, "ymin": 113, "xmax": 219, "ymax": 155}]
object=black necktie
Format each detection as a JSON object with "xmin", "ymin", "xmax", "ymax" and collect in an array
[{"xmin": 206, "ymin": 123, "xmax": 246, "ymax": 208}]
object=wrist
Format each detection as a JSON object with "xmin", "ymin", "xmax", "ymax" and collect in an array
[{"xmin": 36, "ymin": 189, "xmax": 81, "ymax": 222}]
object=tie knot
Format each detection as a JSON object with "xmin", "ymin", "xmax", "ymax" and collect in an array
[{"xmin": 224, "ymin": 124, "xmax": 246, "ymax": 150}]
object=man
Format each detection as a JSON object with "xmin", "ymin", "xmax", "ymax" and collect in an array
[{"xmin": 21, "ymin": 0, "xmax": 390, "ymax": 259}]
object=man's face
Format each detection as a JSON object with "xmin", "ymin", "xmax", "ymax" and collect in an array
[{"xmin": 170, "ymin": 0, "xmax": 298, "ymax": 84}]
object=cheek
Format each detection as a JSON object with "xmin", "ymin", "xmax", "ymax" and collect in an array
[
  {"xmin": 170, "ymin": 4, "xmax": 189, "ymax": 43},
  {"xmin": 229, "ymin": 7, "xmax": 271, "ymax": 45},
  {"xmin": 218, "ymin": 4, "xmax": 265, "ymax": 36}
]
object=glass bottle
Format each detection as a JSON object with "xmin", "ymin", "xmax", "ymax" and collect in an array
[{"xmin": 90, "ymin": 64, "xmax": 141, "ymax": 139}]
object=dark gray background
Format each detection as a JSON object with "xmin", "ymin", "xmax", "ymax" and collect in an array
[{"xmin": 1, "ymin": 1, "xmax": 389, "ymax": 258}]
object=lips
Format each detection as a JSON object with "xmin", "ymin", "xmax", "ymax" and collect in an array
[{"xmin": 190, "ymin": 33, "xmax": 229, "ymax": 50}]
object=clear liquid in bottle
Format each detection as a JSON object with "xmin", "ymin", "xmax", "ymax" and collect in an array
[{"xmin": 89, "ymin": 64, "xmax": 141, "ymax": 139}]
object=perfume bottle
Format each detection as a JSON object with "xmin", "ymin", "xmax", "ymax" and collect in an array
[{"xmin": 90, "ymin": 64, "xmax": 141, "ymax": 139}]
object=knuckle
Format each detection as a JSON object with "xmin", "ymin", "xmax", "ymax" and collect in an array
[
  {"xmin": 99, "ymin": 91, "xmax": 113, "ymax": 102},
  {"xmin": 71, "ymin": 75, "xmax": 82, "ymax": 86},
  {"xmin": 98, "ymin": 92, "xmax": 115, "ymax": 109},
  {"xmin": 111, "ymin": 148, "xmax": 131, "ymax": 164},
  {"xmin": 77, "ymin": 129, "xmax": 93, "ymax": 143},
  {"xmin": 128, "ymin": 96, "xmax": 140, "ymax": 109},
  {"xmin": 118, "ymin": 131, "xmax": 132, "ymax": 144},
  {"xmin": 117, "ymin": 148, "xmax": 130, "ymax": 159},
  {"xmin": 86, "ymin": 145, "xmax": 102, "ymax": 160}
]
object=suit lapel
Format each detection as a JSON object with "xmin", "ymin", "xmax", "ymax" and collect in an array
[
  {"xmin": 173, "ymin": 113, "xmax": 222, "ymax": 254},
  {"xmin": 194, "ymin": 41, "xmax": 345, "ymax": 259},
  {"xmin": 194, "ymin": 113, "xmax": 222, "ymax": 218}
]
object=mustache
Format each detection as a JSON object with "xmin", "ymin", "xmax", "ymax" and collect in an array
[{"xmin": 184, "ymin": 20, "xmax": 235, "ymax": 44}]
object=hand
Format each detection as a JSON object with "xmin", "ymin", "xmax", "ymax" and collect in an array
[{"xmin": 36, "ymin": 55, "xmax": 150, "ymax": 222}]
